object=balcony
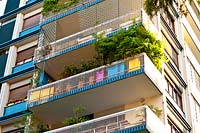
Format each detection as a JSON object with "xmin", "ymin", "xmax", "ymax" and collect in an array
[
  {"xmin": 46, "ymin": 106, "xmax": 164, "ymax": 133},
  {"xmin": 12, "ymin": 61, "xmax": 34, "ymax": 73},
  {"xmin": 35, "ymin": 0, "xmax": 145, "ymax": 64},
  {"xmin": 28, "ymin": 53, "xmax": 163, "ymax": 124},
  {"xmin": 35, "ymin": 10, "xmax": 144, "ymax": 80},
  {"xmin": 19, "ymin": 25, "xmax": 40, "ymax": 37},
  {"xmin": 0, "ymin": 102, "xmax": 29, "ymax": 124}
]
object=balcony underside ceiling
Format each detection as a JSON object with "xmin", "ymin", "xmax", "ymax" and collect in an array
[
  {"xmin": 30, "ymin": 73, "xmax": 161, "ymax": 124},
  {"xmin": 36, "ymin": 44, "xmax": 96, "ymax": 80}
]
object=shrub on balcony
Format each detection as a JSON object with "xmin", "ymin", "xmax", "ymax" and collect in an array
[
  {"xmin": 61, "ymin": 26, "xmax": 165, "ymax": 78},
  {"xmin": 61, "ymin": 60, "xmax": 100, "ymax": 78},
  {"xmin": 94, "ymin": 26, "xmax": 165, "ymax": 69},
  {"xmin": 42, "ymin": 0, "xmax": 81, "ymax": 15},
  {"xmin": 63, "ymin": 105, "xmax": 90, "ymax": 126}
]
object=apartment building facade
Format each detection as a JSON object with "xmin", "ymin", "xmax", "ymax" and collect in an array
[{"xmin": 0, "ymin": 0, "xmax": 199, "ymax": 132}]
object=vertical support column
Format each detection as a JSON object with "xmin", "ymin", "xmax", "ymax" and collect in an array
[
  {"xmin": 4, "ymin": 46, "xmax": 17, "ymax": 76},
  {"xmin": 12, "ymin": 13, "xmax": 24, "ymax": 39},
  {"xmin": 0, "ymin": 83, "xmax": 10, "ymax": 116},
  {"xmin": 0, "ymin": 0, "xmax": 8, "ymax": 16},
  {"xmin": 0, "ymin": 46, "xmax": 17, "ymax": 116}
]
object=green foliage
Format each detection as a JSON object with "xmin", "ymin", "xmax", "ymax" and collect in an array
[
  {"xmin": 144, "ymin": 0, "xmax": 173, "ymax": 18},
  {"xmin": 61, "ymin": 26, "xmax": 164, "ymax": 78},
  {"xmin": 15, "ymin": 114, "xmax": 49, "ymax": 133},
  {"xmin": 94, "ymin": 26, "xmax": 165, "ymax": 70},
  {"xmin": 148, "ymin": 105, "xmax": 162, "ymax": 117},
  {"xmin": 63, "ymin": 105, "xmax": 90, "ymax": 126},
  {"xmin": 61, "ymin": 60, "xmax": 99, "ymax": 78},
  {"xmin": 42, "ymin": 0, "xmax": 81, "ymax": 15}
]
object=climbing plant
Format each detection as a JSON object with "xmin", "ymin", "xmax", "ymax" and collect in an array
[{"xmin": 15, "ymin": 113, "xmax": 49, "ymax": 133}]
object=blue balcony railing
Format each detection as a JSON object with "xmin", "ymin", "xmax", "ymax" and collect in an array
[
  {"xmin": 26, "ymin": 0, "xmax": 37, "ymax": 5},
  {"xmin": 3, "ymin": 101, "xmax": 27, "ymax": 117},
  {"xmin": 12, "ymin": 61, "xmax": 34, "ymax": 73},
  {"xmin": 19, "ymin": 25, "xmax": 40, "ymax": 37},
  {"xmin": 28, "ymin": 53, "xmax": 163, "ymax": 107},
  {"xmin": 45, "ymin": 106, "xmax": 164, "ymax": 133}
]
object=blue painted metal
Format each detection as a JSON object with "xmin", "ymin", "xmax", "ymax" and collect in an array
[
  {"xmin": 113, "ymin": 124, "xmax": 146, "ymax": 133},
  {"xmin": 19, "ymin": 25, "xmax": 40, "ymax": 37},
  {"xmin": 12, "ymin": 61, "xmax": 34, "ymax": 73},
  {"xmin": 38, "ymin": 71, "xmax": 49, "ymax": 86},
  {"xmin": 0, "ymin": 102, "xmax": 30, "ymax": 123},
  {"xmin": 0, "ymin": 65, "xmax": 35, "ymax": 84},
  {"xmin": 29, "ymin": 67, "xmax": 144, "ymax": 107},
  {"xmin": 0, "ymin": 27, "xmax": 40, "ymax": 50},
  {"xmin": 4, "ymin": 102, "xmax": 27, "ymax": 117},
  {"xmin": 26, "ymin": 0, "xmax": 37, "ymax": 5},
  {"xmin": 42, "ymin": 0, "xmax": 104, "ymax": 26}
]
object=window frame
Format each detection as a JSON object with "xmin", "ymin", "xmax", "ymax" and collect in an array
[
  {"xmin": 167, "ymin": 118, "xmax": 182, "ymax": 133},
  {"xmin": 16, "ymin": 45, "xmax": 36, "ymax": 66},
  {"xmin": 162, "ymin": 32, "xmax": 179, "ymax": 68},
  {"xmin": 22, "ymin": 12, "xmax": 41, "ymax": 31},
  {"xmin": 165, "ymin": 74, "xmax": 183, "ymax": 110}
]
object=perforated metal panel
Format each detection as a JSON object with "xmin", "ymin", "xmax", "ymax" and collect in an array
[{"xmin": 38, "ymin": 0, "xmax": 144, "ymax": 54}]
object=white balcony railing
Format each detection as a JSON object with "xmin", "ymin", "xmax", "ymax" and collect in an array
[
  {"xmin": 28, "ymin": 53, "xmax": 163, "ymax": 106},
  {"xmin": 45, "ymin": 105, "xmax": 164, "ymax": 133},
  {"xmin": 35, "ymin": 10, "xmax": 143, "ymax": 62}
]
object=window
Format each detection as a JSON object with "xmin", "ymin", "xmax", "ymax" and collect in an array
[
  {"xmin": 165, "ymin": 75, "xmax": 182, "ymax": 109},
  {"xmin": 163, "ymin": 11, "xmax": 175, "ymax": 32},
  {"xmin": 16, "ymin": 46, "xmax": 36, "ymax": 65},
  {"xmin": 167, "ymin": 118, "xmax": 182, "ymax": 133},
  {"xmin": 22, "ymin": 13, "xmax": 40, "ymax": 31},
  {"xmin": 162, "ymin": 33, "xmax": 179, "ymax": 68},
  {"xmin": 0, "ymin": 19, "xmax": 16, "ymax": 44},
  {"xmin": 4, "ymin": 0, "xmax": 20, "ymax": 14},
  {"xmin": 8, "ymin": 84, "xmax": 30, "ymax": 105}
]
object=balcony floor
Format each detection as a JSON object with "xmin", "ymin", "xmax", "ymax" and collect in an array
[{"xmin": 29, "ymin": 68, "xmax": 162, "ymax": 124}]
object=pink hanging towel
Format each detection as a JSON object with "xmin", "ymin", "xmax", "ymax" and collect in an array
[{"xmin": 96, "ymin": 69, "xmax": 104, "ymax": 82}]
